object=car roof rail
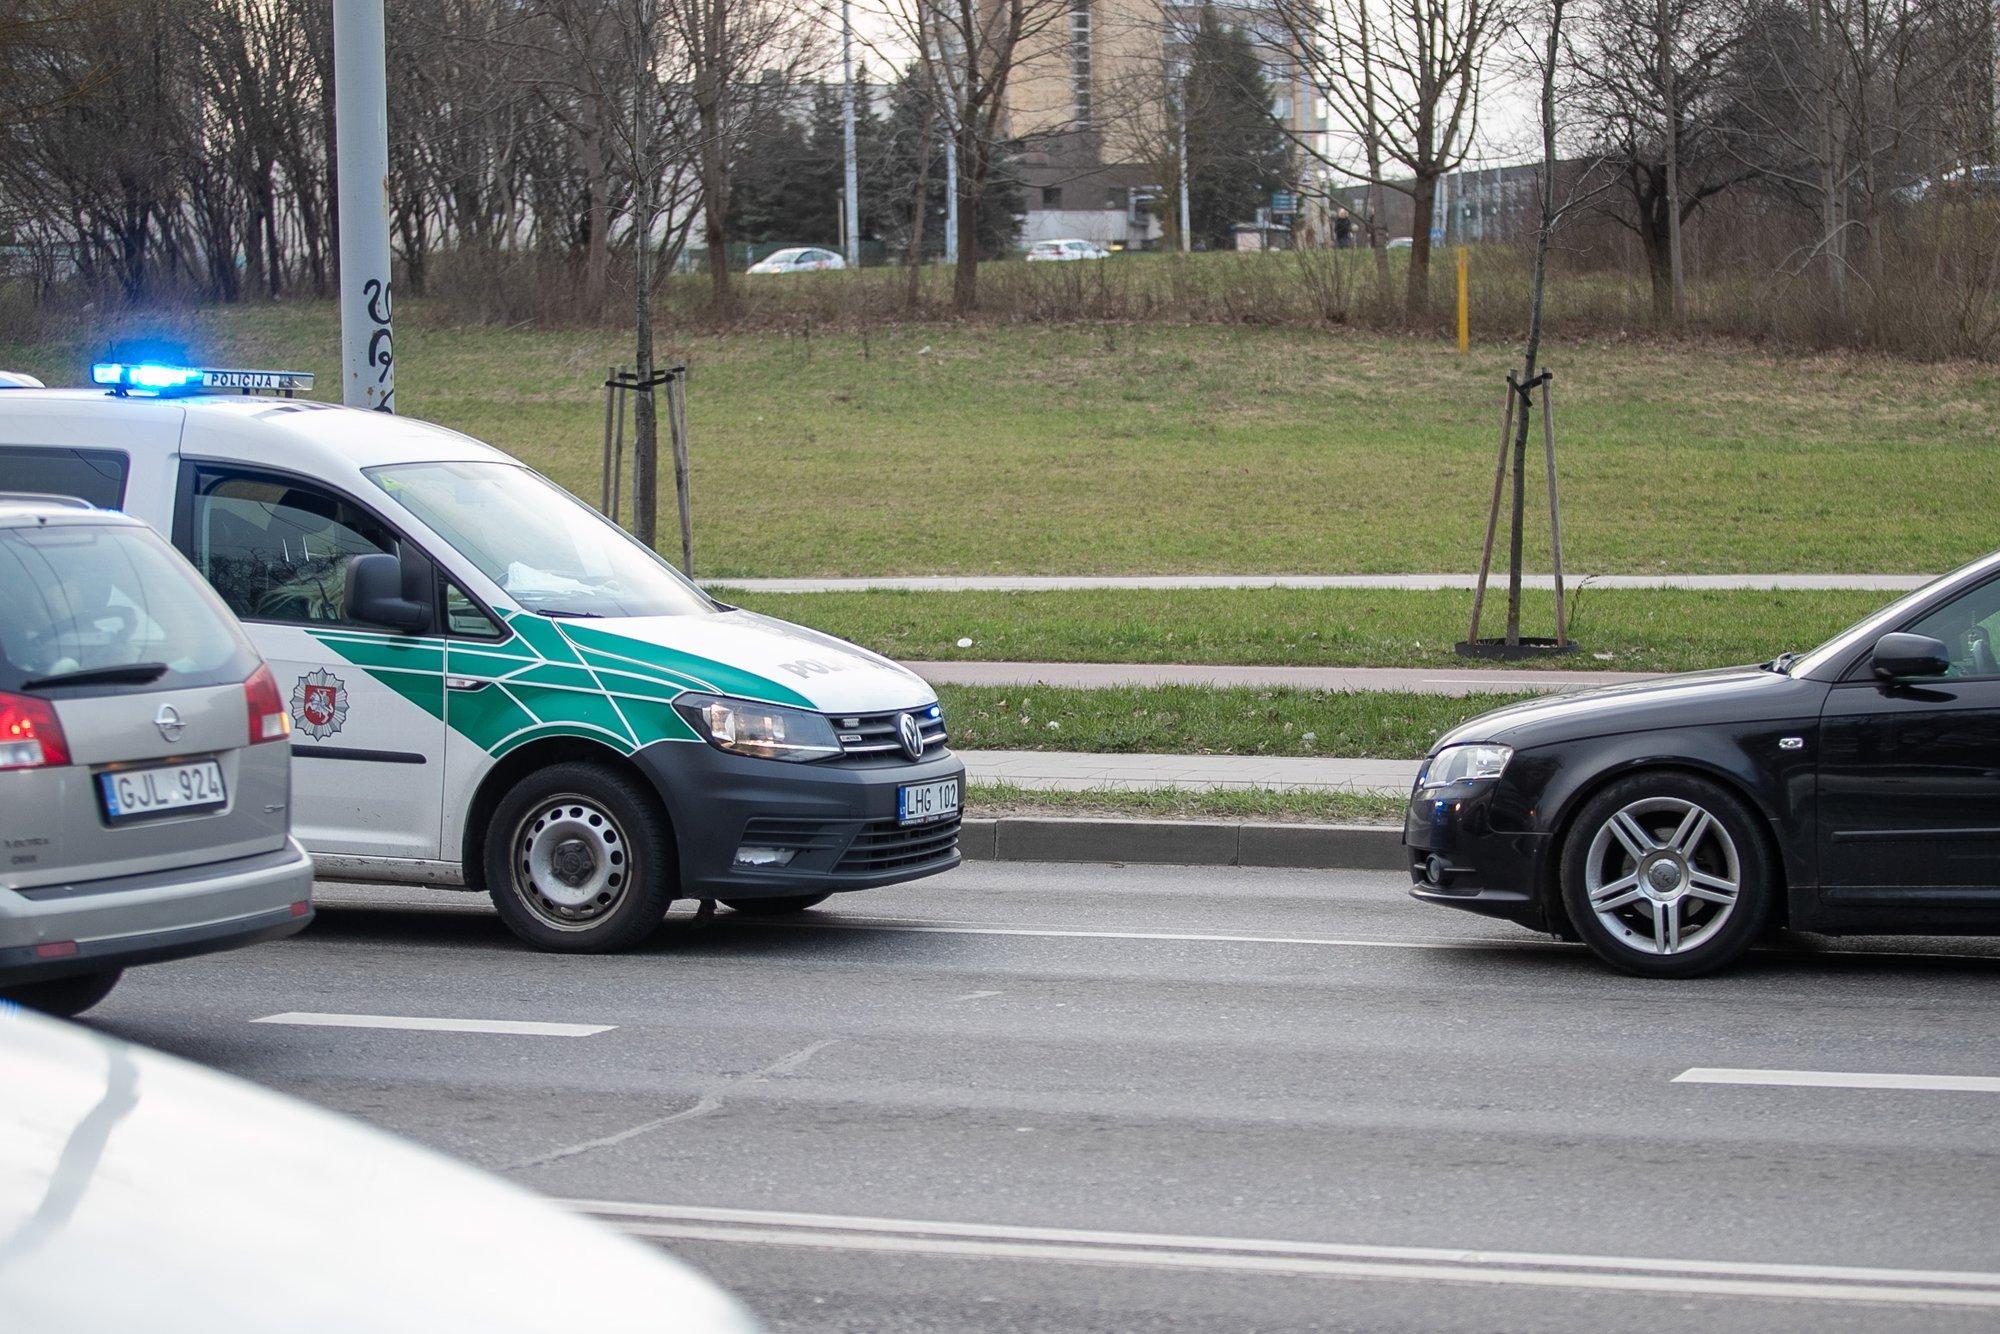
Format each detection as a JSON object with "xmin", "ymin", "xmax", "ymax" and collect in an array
[{"xmin": 0, "ymin": 490, "xmax": 93, "ymax": 509}]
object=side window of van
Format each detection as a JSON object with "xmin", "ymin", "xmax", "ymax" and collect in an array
[
  {"xmin": 0, "ymin": 445, "xmax": 130, "ymax": 509},
  {"xmin": 442, "ymin": 581, "xmax": 503, "ymax": 638},
  {"xmin": 184, "ymin": 471, "xmax": 398, "ymax": 626}
]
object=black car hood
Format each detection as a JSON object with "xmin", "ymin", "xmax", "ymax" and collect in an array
[{"xmin": 1433, "ymin": 665, "xmax": 1829, "ymax": 752}]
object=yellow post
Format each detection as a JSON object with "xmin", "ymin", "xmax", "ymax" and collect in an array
[{"xmin": 1456, "ymin": 246, "xmax": 1470, "ymax": 354}]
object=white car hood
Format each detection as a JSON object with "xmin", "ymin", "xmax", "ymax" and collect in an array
[
  {"xmin": 560, "ymin": 608, "xmax": 937, "ymax": 715},
  {"xmin": 0, "ymin": 1006, "xmax": 758, "ymax": 1333}
]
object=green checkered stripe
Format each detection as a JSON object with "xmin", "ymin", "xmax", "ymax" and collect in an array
[{"xmin": 307, "ymin": 611, "xmax": 812, "ymax": 758}]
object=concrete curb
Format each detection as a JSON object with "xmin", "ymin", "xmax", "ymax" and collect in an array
[{"xmin": 958, "ymin": 816, "xmax": 1406, "ymax": 872}]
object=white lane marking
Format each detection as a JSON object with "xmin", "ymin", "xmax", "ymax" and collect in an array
[
  {"xmin": 253, "ymin": 1012, "xmax": 613, "ymax": 1037},
  {"xmin": 953, "ymin": 990, "xmax": 1003, "ymax": 1002},
  {"xmin": 742, "ymin": 914, "xmax": 2000, "ymax": 966},
  {"xmin": 565, "ymin": 1200, "xmax": 2000, "ymax": 1308},
  {"xmin": 751, "ymin": 915, "xmax": 1549, "ymax": 953},
  {"xmin": 1676, "ymin": 1067, "xmax": 2000, "ymax": 1093}
]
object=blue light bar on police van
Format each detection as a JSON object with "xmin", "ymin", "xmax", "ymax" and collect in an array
[{"xmin": 91, "ymin": 362, "xmax": 314, "ymax": 398}]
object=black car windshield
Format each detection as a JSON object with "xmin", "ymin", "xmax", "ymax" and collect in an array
[
  {"xmin": 1789, "ymin": 550, "xmax": 2000, "ymax": 677},
  {"xmin": 367, "ymin": 461, "xmax": 714, "ymax": 619}
]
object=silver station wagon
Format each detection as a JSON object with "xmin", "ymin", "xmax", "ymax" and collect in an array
[{"xmin": 0, "ymin": 494, "xmax": 313, "ymax": 1015}]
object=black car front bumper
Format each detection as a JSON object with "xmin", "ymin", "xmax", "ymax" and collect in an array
[
  {"xmin": 633, "ymin": 741, "xmax": 966, "ymax": 900},
  {"xmin": 1404, "ymin": 780, "xmax": 1555, "ymax": 930}
]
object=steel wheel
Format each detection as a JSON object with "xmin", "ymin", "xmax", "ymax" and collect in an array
[
  {"xmin": 510, "ymin": 793, "xmax": 632, "ymax": 932},
  {"xmin": 1583, "ymin": 795, "xmax": 1741, "ymax": 957}
]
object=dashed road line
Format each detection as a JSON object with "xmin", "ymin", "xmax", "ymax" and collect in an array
[
  {"xmin": 1675, "ymin": 1067, "xmax": 2000, "ymax": 1093},
  {"xmin": 252, "ymin": 1012, "xmax": 613, "ymax": 1037}
]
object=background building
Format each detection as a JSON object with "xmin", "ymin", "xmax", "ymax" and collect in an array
[{"xmin": 1002, "ymin": 0, "xmax": 1327, "ymax": 249}]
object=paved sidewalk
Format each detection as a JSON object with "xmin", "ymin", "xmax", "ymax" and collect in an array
[
  {"xmin": 961, "ymin": 748, "xmax": 1420, "ymax": 795},
  {"xmin": 710, "ymin": 572, "xmax": 1929, "ymax": 594},
  {"xmin": 914, "ymin": 661, "xmax": 1649, "ymax": 695}
]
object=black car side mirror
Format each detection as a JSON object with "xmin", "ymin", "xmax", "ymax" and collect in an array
[
  {"xmin": 1871, "ymin": 631, "xmax": 1951, "ymax": 680},
  {"xmin": 346, "ymin": 552, "xmax": 431, "ymax": 633}
]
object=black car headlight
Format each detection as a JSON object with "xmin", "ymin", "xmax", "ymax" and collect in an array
[
  {"xmin": 1420, "ymin": 743, "xmax": 1513, "ymax": 787},
  {"xmin": 673, "ymin": 693, "xmax": 842, "ymax": 762}
]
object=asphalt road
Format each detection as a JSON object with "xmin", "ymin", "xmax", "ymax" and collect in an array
[{"xmin": 80, "ymin": 863, "xmax": 2000, "ymax": 1333}]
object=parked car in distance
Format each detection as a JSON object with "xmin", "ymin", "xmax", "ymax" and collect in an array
[
  {"xmin": 746, "ymin": 247, "xmax": 845, "ymax": 274},
  {"xmin": 1894, "ymin": 164, "xmax": 1999, "ymax": 203},
  {"xmin": 0, "ymin": 1003, "xmax": 760, "ymax": 1333},
  {"xmin": 1385, "ymin": 236, "xmax": 1414, "ymax": 249},
  {"xmin": 0, "ymin": 496, "xmax": 313, "ymax": 1016},
  {"xmin": 1408, "ymin": 546, "xmax": 2000, "ymax": 977},
  {"xmin": 1026, "ymin": 239, "xmax": 1111, "ymax": 262}
]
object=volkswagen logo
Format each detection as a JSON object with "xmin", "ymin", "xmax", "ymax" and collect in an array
[
  {"xmin": 896, "ymin": 712, "xmax": 925, "ymax": 761},
  {"xmin": 154, "ymin": 704, "xmax": 185, "ymax": 742}
]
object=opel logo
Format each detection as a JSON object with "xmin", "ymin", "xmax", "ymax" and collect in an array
[
  {"xmin": 896, "ymin": 712, "xmax": 925, "ymax": 761},
  {"xmin": 154, "ymin": 704, "xmax": 185, "ymax": 742}
]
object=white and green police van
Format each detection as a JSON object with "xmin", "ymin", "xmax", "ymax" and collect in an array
[{"xmin": 0, "ymin": 363, "xmax": 963, "ymax": 951}]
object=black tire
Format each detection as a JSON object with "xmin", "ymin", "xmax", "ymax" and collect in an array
[
  {"xmin": 1559, "ymin": 772, "xmax": 1773, "ymax": 979},
  {"xmin": 483, "ymin": 762, "xmax": 677, "ymax": 953},
  {"xmin": 3, "ymin": 968, "xmax": 123, "ymax": 1017},
  {"xmin": 721, "ymin": 893, "xmax": 833, "ymax": 916}
]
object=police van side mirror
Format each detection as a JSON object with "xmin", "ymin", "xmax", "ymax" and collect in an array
[{"xmin": 346, "ymin": 552, "xmax": 431, "ymax": 633}]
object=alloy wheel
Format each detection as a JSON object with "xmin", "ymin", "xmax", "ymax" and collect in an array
[{"xmin": 1583, "ymin": 796, "xmax": 1741, "ymax": 956}]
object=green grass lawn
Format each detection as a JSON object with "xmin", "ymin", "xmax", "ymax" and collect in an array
[
  {"xmin": 967, "ymin": 782, "xmax": 1406, "ymax": 825},
  {"xmin": 934, "ymin": 684, "xmax": 1524, "ymax": 758},
  {"xmin": 729, "ymin": 585, "xmax": 1887, "ymax": 673},
  {"xmin": 10, "ymin": 301, "xmax": 1996, "ymax": 577}
]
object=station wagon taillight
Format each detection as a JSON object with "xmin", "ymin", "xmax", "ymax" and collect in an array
[
  {"xmin": 244, "ymin": 665, "xmax": 292, "ymax": 743},
  {"xmin": 0, "ymin": 690, "xmax": 70, "ymax": 770}
]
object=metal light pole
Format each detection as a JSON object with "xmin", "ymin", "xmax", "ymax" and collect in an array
[
  {"xmin": 841, "ymin": 0, "xmax": 860, "ymax": 269},
  {"xmin": 1171, "ymin": 57, "xmax": 1190, "ymax": 251},
  {"xmin": 332, "ymin": 0, "xmax": 394, "ymax": 412},
  {"xmin": 943, "ymin": 116, "xmax": 959, "ymax": 266}
]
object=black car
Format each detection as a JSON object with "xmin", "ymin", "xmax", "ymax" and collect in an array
[{"xmin": 1407, "ymin": 552, "xmax": 2000, "ymax": 977}]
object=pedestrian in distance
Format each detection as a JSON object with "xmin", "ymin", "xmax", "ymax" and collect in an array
[{"xmin": 1334, "ymin": 208, "xmax": 1354, "ymax": 249}]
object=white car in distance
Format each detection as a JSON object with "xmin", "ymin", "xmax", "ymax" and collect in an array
[
  {"xmin": 745, "ymin": 247, "xmax": 845, "ymax": 275},
  {"xmin": 1025, "ymin": 239, "xmax": 1110, "ymax": 262}
]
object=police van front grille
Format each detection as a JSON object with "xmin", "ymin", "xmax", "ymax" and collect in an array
[
  {"xmin": 835, "ymin": 815, "xmax": 962, "ymax": 873},
  {"xmin": 830, "ymin": 708, "xmax": 948, "ymax": 758}
]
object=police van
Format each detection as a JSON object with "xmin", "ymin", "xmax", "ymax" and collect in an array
[{"xmin": 0, "ymin": 362, "xmax": 964, "ymax": 952}]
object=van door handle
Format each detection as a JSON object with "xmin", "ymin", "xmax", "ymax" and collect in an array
[{"xmin": 445, "ymin": 676, "xmax": 492, "ymax": 692}]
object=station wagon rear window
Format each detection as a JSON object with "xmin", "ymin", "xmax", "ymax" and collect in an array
[{"xmin": 0, "ymin": 523, "xmax": 252, "ymax": 695}]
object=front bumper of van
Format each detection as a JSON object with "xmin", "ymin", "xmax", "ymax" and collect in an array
[{"xmin": 634, "ymin": 742, "xmax": 966, "ymax": 900}]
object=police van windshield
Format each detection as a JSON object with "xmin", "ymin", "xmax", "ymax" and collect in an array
[{"xmin": 367, "ymin": 461, "xmax": 714, "ymax": 619}]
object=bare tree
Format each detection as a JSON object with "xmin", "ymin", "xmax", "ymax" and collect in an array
[
  {"xmin": 1566, "ymin": 0, "xmax": 1742, "ymax": 319},
  {"xmin": 662, "ymin": 0, "xmax": 816, "ymax": 313},
  {"xmin": 868, "ymin": 0, "xmax": 1067, "ymax": 310},
  {"xmin": 1273, "ymin": 0, "xmax": 1506, "ymax": 314}
]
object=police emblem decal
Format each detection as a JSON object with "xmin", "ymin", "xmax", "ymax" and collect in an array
[{"xmin": 292, "ymin": 669, "xmax": 349, "ymax": 741}]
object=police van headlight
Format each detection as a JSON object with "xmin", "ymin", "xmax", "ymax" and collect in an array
[
  {"xmin": 1420, "ymin": 743, "xmax": 1513, "ymax": 787},
  {"xmin": 674, "ymin": 694, "xmax": 841, "ymax": 762}
]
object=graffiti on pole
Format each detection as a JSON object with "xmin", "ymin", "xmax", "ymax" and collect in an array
[{"xmin": 363, "ymin": 277, "xmax": 394, "ymax": 412}]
